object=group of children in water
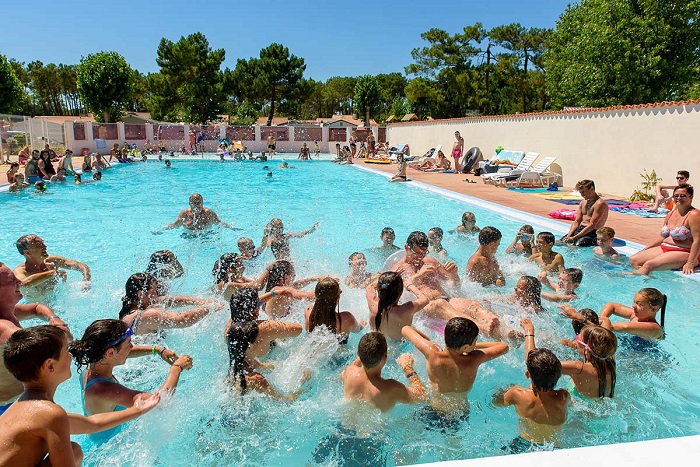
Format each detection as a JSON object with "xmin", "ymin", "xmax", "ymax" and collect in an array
[{"xmin": 0, "ymin": 208, "xmax": 669, "ymax": 466}]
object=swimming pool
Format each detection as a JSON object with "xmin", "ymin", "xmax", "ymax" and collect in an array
[{"xmin": 1, "ymin": 159, "xmax": 699, "ymax": 466}]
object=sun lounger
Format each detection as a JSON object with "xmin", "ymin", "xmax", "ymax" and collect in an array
[
  {"xmin": 405, "ymin": 145, "xmax": 440, "ymax": 162},
  {"xmin": 501, "ymin": 156, "xmax": 558, "ymax": 188},
  {"xmin": 482, "ymin": 152, "xmax": 539, "ymax": 183}
]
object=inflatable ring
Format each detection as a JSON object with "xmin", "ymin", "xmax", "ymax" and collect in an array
[
  {"xmin": 460, "ymin": 147, "xmax": 482, "ymax": 174},
  {"xmin": 383, "ymin": 251, "xmax": 405, "ymax": 270},
  {"xmin": 364, "ymin": 158, "xmax": 392, "ymax": 165}
]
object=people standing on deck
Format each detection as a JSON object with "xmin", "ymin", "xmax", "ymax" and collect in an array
[
  {"xmin": 267, "ymin": 134, "xmax": 277, "ymax": 155},
  {"xmin": 561, "ymin": 179, "xmax": 609, "ymax": 247},
  {"xmin": 452, "ymin": 131, "xmax": 464, "ymax": 174}
]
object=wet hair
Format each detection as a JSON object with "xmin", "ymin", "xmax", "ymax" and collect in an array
[
  {"xmin": 374, "ymin": 272, "xmax": 404, "ymax": 331},
  {"xmin": 596, "ymin": 227, "xmax": 615, "ymax": 238},
  {"xmin": 212, "ymin": 253, "xmax": 243, "ymax": 284},
  {"xmin": 381, "ymin": 227, "xmax": 395, "ymax": 238},
  {"xmin": 526, "ymin": 348, "xmax": 561, "ymax": 391},
  {"xmin": 518, "ymin": 276, "xmax": 544, "ymax": 311},
  {"xmin": 3, "ymin": 325, "xmax": 65, "ymax": 382},
  {"xmin": 575, "ymin": 179, "xmax": 595, "ymax": 192},
  {"xmin": 461, "ymin": 212, "xmax": 476, "ymax": 225},
  {"xmin": 265, "ymin": 260, "xmax": 293, "ymax": 291},
  {"xmin": 673, "ymin": 183, "xmax": 693, "ymax": 197},
  {"xmin": 358, "ymin": 332, "xmax": 387, "ymax": 369},
  {"xmin": 638, "ymin": 288, "xmax": 667, "ymax": 327},
  {"xmin": 226, "ymin": 320, "xmax": 259, "ymax": 393},
  {"xmin": 444, "ymin": 317, "xmax": 479, "ymax": 350},
  {"xmin": 237, "ymin": 237, "xmax": 255, "ymax": 250},
  {"xmin": 406, "ymin": 231, "xmax": 429, "ymax": 248},
  {"xmin": 119, "ymin": 273, "xmax": 157, "ymax": 319},
  {"xmin": 69, "ymin": 319, "xmax": 130, "ymax": 373},
  {"xmin": 563, "ymin": 268, "xmax": 583, "ymax": 285},
  {"xmin": 93, "ymin": 171, "xmax": 102, "ymax": 180},
  {"xmin": 146, "ymin": 250, "xmax": 174, "ymax": 275},
  {"xmin": 537, "ymin": 231, "xmax": 555, "ymax": 245},
  {"xmin": 678, "ymin": 170, "xmax": 690, "ymax": 179},
  {"xmin": 308, "ymin": 278, "xmax": 340, "ymax": 334},
  {"xmin": 428, "ymin": 227, "xmax": 443, "ymax": 240},
  {"xmin": 580, "ymin": 325, "xmax": 617, "ymax": 397},
  {"xmin": 520, "ymin": 224, "xmax": 535, "ymax": 234},
  {"xmin": 15, "ymin": 234, "xmax": 40, "ymax": 255},
  {"xmin": 478, "ymin": 226, "xmax": 502, "ymax": 246},
  {"xmin": 189, "ymin": 193, "xmax": 203, "ymax": 204},
  {"xmin": 229, "ymin": 287, "xmax": 260, "ymax": 322},
  {"xmin": 348, "ymin": 252, "xmax": 365, "ymax": 263},
  {"xmin": 572, "ymin": 308, "xmax": 599, "ymax": 335}
]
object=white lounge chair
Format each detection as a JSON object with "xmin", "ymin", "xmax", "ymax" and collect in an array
[
  {"xmin": 501, "ymin": 157, "xmax": 559, "ymax": 188},
  {"xmin": 481, "ymin": 152, "xmax": 539, "ymax": 183},
  {"xmin": 405, "ymin": 145, "xmax": 440, "ymax": 162}
]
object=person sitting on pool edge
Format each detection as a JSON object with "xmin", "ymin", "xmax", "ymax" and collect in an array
[
  {"xmin": 162, "ymin": 193, "xmax": 237, "ymax": 231},
  {"xmin": 592, "ymin": 227, "xmax": 620, "ymax": 259},
  {"xmin": 537, "ymin": 268, "xmax": 582, "ymax": 302},
  {"xmin": 647, "ymin": 170, "xmax": 690, "ymax": 213},
  {"xmin": 561, "ymin": 179, "xmax": 609, "ymax": 247},
  {"xmin": 0, "ymin": 326, "xmax": 160, "ymax": 467},
  {"xmin": 401, "ymin": 318, "xmax": 509, "ymax": 416},
  {"xmin": 14, "ymin": 234, "xmax": 91, "ymax": 296},
  {"xmin": 467, "ymin": 226, "xmax": 505, "ymax": 287},
  {"xmin": 493, "ymin": 319, "xmax": 570, "ymax": 453},
  {"xmin": 528, "ymin": 232, "xmax": 565, "ymax": 273},
  {"xmin": 341, "ymin": 332, "xmax": 426, "ymax": 412}
]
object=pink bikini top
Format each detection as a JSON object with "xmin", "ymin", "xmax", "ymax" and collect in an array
[{"xmin": 661, "ymin": 209, "xmax": 694, "ymax": 242}]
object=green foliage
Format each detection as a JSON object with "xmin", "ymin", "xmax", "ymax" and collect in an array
[
  {"xmin": 405, "ymin": 77, "xmax": 442, "ymax": 119},
  {"xmin": 76, "ymin": 51, "xmax": 134, "ymax": 122},
  {"xmin": 233, "ymin": 101, "xmax": 259, "ymax": 126},
  {"xmin": 630, "ymin": 169, "xmax": 662, "ymax": 201},
  {"xmin": 152, "ymin": 33, "xmax": 226, "ymax": 124},
  {"xmin": 545, "ymin": 0, "xmax": 700, "ymax": 108},
  {"xmin": 232, "ymin": 43, "xmax": 306, "ymax": 126},
  {"xmin": 389, "ymin": 98, "xmax": 412, "ymax": 120},
  {"xmin": 0, "ymin": 54, "xmax": 28, "ymax": 114},
  {"xmin": 354, "ymin": 75, "xmax": 381, "ymax": 125}
]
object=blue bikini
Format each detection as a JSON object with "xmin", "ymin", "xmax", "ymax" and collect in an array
[{"xmin": 80, "ymin": 375, "xmax": 127, "ymax": 442}]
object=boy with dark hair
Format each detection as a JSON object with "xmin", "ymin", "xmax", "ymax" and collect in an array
[
  {"xmin": 427, "ymin": 227, "xmax": 448, "ymax": 263},
  {"xmin": 341, "ymin": 332, "xmax": 426, "ymax": 412},
  {"xmin": 402, "ymin": 318, "xmax": 508, "ymax": 415},
  {"xmin": 538, "ymin": 267, "xmax": 582, "ymax": 302},
  {"xmin": 0, "ymin": 326, "xmax": 159, "ymax": 467},
  {"xmin": 528, "ymin": 232, "xmax": 565, "ymax": 273},
  {"xmin": 467, "ymin": 226, "xmax": 505, "ymax": 286},
  {"xmin": 493, "ymin": 319, "xmax": 570, "ymax": 453}
]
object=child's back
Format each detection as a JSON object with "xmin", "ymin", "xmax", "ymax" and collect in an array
[{"xmin": 506, "ymin": 384, "xmax": 569, "ymax": 443}]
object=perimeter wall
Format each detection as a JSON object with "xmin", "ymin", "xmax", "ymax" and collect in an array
[{"xmin": 387, "ymin": 101, "xmax": 700, "ymax": 198}]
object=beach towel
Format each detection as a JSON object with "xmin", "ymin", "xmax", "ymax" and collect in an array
[
  {"xmin": 610, "ymin": 207, "xmax": 667, "ymax": 218},
  {"xmin": 549, "ymin": 209, "xmax": 577, "ymax": 220}
]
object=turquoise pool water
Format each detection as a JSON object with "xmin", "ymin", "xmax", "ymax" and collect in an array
[{"xmin": 1, "ymin": 159, "xmax": 699, "ymax": 466}]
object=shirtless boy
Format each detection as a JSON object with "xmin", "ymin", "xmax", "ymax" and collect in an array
[
  {"xmin": 427, "ymin": 227, "xmax": 448, "ymax": 263},
  {"xmin": 402, "ymin": 319, "xmax": 508, "ymax": 414},
  {"xmin": 493, "ymin": 319, "xmax": 570, "ymax": 453},
  {"xmin": 14, "ymin": 235, "xmax": 91, "ymax": 296},
  {"xmin": 0, "ymin": 326, "xmax": 159, "ymax": 467},
  {"xmin": 341, "ymin": 332, "xmax": 426, "ymax": 412},
  {"xmin": 528, "ymin": 232, "xmax": 565, "ymax": 273},
  {"xmin": 592, "ymin": 227, "xmax": 620, "ymax": 259},
  {"xmin": 373, "ymin": 227, "xmax": 401, "ymax": 261},
  {"xmin": 163, "ymin": 193, "xmax": 234, "ymax": 231},
  {"xmin": 537, "ymin": 268, "xmax": 582, "ymax": 302},
  {"xmin": 452, "ymin": 131, "xmax": 464, "ymax": 174},
  {"xmin": 562, "ymin": 180, "xmax": 609, "ymax": 247},
  {"xmin": 467, "ymin": 226, "xmax": 505, "ymax": 286},
  {"xmin": 345, "ymin": 252, "xmax": 379, "ymax": 288},
  {"xmin": 1, "ymin": 262, "xmax": 71, "ymax": 415}
]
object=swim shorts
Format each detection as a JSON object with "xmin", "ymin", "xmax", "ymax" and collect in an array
[
  {"xmin": 503, "ymin": 436, "xmax": 545, "ymax": 454},
  {"xmin": 452, "ymin": 148, "xmax": 462, "ymax": 158},
  {"xmin": 561, "ymin": 225, "xmax": 598, "ymax": 247}
]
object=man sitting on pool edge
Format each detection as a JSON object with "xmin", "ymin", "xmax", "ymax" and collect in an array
[
  {"xmin": 561, "ymin": 179, "xmax": 609, "ymax": 247},
  {"xmin": 161, "ymin": 193, "xmax": 239, "ymax": 232},
  {"xmin": 13, "ymin": 235, "xmax": 91, "ymax": 296}
]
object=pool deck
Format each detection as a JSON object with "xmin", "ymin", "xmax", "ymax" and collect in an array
[{"xmin": 361, "ymin": 161, "xmax": 659, "ymax": 246}]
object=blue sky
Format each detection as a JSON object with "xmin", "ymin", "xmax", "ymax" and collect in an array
[{"xmin": 3, "ymin": 0, "xmax": 572, "ymax": 80}]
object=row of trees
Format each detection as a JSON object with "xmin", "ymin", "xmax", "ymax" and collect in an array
[{"xmin": 2, "ymin": 1, "xmax": 699, "ymax": 123}]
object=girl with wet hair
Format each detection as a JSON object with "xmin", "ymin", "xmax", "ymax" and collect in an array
[
  {"xmin": 69, "ymin": 319, "xmax": 193, "ymax": 440},
  {"xmin": 512, "ymin": 276, "xmax": 545, "ymax": 312},
  {"xmin": 226, "ymin": 320, "xmax": 308, "ymax": 400},
  {"xmin": 304, "ymin": 278, "xmax": 363, "ymax": 344},
  {"xmin": 212, "ymin": 253, "xmax": 262, "ymax": 300},
  {"xmin": 560, "ymin": 325, "xmax": 617, "ymax": 398},
  {"xmin": 366, "ymin": 271, "xmax": 430, "ymax": 341},
  {"xmin": 558, "ymin": 305, "xmax": 600, "ymax": 349},
  {"xmin": 599, "ymin": 288, "xmax": 666, "ymax": 341},
  {"xmin": 224, "ymin": 287, "xmax": 304, "ymax": 362},
  {"xmin": 261, "ymin": 260, "xmax": 327, "ymax": 319},
  {"xmin": 119, "ymin": 272, "xmax": 225, "ymax": 335}
]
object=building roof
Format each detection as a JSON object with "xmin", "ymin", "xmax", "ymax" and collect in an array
[
  {"xmin": 255, "ymin": 116, "xmax": 290, "ymax": 126},
  {"xmin": 385, "ymin": 115, "xmax": 399, "ymax": 123},
  {"xmin": 401, "ymin": 113, "xmax": 419, "ymax": 122}
]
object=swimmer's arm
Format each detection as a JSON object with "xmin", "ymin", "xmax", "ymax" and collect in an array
[
  {"xmin": 162, "ymin": 215, "xmax": 184, "ymax": 230},
  {"xmin": 541, "ymin": 291, "xmax": 574, "ymax": 302},
  {"xmin": 159, "ymin": 295, "xmax": 218, "ymax": 307},
  {"xmin": 50, "ymin": 256, "xmax": 91, "ymax": 281},
  {"xmin": 14, "ymin": 303, "xmax": 72, "ymax": 339},
  {"xmin": 505, "ymin": 236, "xmax": 520, "ymax": 254},
  {"xmin": 560, "ymin": 360, "xmax": 585, "ymax": 376},
  {"xmin": 473, "ymin": 341, "xmax": 510, "ymax": 363},
  {"xmin": 553, "ymin": 254, "xmax": 565, "ymax": 272},
  {"xmin": 521, "ymin": 319, "xmax": 536, "ymax": 364},
  {"xmin": 14, "ymin": 265, "xmax": 59, "ymax": 287},
  {"xmin": 537, "ymin": 271, "xmax": 556, "ymax": 290},
  {"xmin": 67, "ymin": 393, "xmax": 160, "ymax": 435},
  {"xmin": 609, "ymin": 320, "xmax": 663, "ymax": 338},
  {"xmin": 288, "ymin": 222, "xmax": 319, "ymax": 238},
  {"xmin": 600, "ymin": 302, "xmax": 634, "ymax": 320},
  {"xmin": 492, "ymin": 385, "xmax": 518, "ymax": 407},
  {"xmin": 259, "ymin": 320, "xmax": 303, "ymax": 340},
  {"xmin": 292, "ymin": 274, "xmax": 326, "ymax": 289},
  {"xmin": 442, "ymin": 261, "xmax": 461, "ymax": 287},
  {"xmin": 401, "ymin": 325, "xmax": 439, "ymax": 358},
  {"xmin": 143, "ymin": 307, "xmax": 213, "ymax": 328},
  {"xmin": 248, "ymin": 375, "xmax": 303, "ymax": 401}
]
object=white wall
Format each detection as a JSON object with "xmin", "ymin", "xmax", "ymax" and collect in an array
[{"xmin": 387, "ymin": 102, "xmax": 700, "ymax": 198}]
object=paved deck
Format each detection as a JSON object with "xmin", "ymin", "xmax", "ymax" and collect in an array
[{"xmin": 361, "ymin": 160, "xmax": 659, "ymax": 246}]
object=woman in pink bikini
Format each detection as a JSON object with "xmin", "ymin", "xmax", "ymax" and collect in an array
[
  {"xmin": 630, "ymin": 184, "xmax": 700, "ymax": 274},
  {"xmin": 452, "ymin": 131, "xmax": 464, "ymax": 174}
]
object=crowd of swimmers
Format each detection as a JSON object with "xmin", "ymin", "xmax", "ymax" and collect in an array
[{"xmin": 0, "ymin": 181, "xmax": 678, "ymax": 465}]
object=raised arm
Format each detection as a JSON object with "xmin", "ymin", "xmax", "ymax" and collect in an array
[
  {"xmin": 599, "ymin": 302, "xmax": 634, "ymax": 320},
  {"xmin": 395, "ymin": 353, "xmax": 427, "ymax": 403},
  {"xmin": 48, "ymin": 256, "xmax": 91, "ymax": 282},
  {"xmin": 67, "ymin": 393, "xmax": 160, "ymax": 435},
  {"xmin": 401, "ymin": 325, "xmax": 438, "ymax": 359},
  {"xmin": 473, "ymin": 341, "xmax": 510, "ymax": 363},
  {"xmin": 13, "ymin": 265, "xmax": 62, "ymax": 288},
  {"xmin": 521, "ymin": 318, "xmax": 536, "ymax": 365},
  {"xmin": 288, "ymin": 222, "xmax": 319, "ymax": 238}
]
